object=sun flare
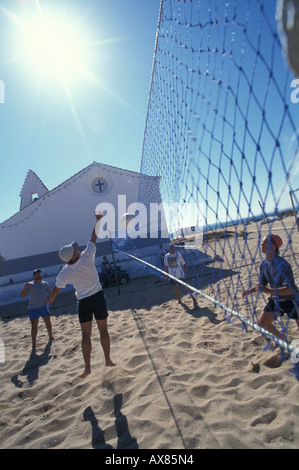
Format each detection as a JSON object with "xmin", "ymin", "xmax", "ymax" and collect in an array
[
  {"xmin": 18, "ymin": 12, "xmax": 90, "ymax": 84},
  {"xmin": 2, "ymin": 1, "xmax": 126, "ymax": 137}
]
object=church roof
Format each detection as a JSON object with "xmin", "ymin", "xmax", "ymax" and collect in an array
[
  {"xmin": 44, "ymin": 161, "xmax": 160, "ymax": 197},
  {"xmin": 50, "ymin": 161, "xmax": 144, "ymax": 193},
  {"xmin": 19, "ymin": 169, "xmax": 49, "ymax": 211},
  {"xmin": 1, "ymin": 161, "xmax": 160, "ymax": 227}
]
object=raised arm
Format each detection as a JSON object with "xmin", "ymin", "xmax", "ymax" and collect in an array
[
  {"xmin": 20, "ymin": 282, "xmax": 30, "ymax": 298},
  {"xmin": 90, "ymin": 211, "xmax": 103, "ymax": 245}
]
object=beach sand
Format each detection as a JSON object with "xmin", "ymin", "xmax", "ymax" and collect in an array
[{"xmin": 0, "ymin": 216, "xmax": 299, "ymax": 449}]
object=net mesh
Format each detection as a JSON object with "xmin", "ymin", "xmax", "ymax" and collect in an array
[
  {"xmin": 115, "ymin": 0, "xmax": 299, "ymax": 362},
  {"xmin": 140, "ymin": 0, "xmax": 299, "ymax": 220}
]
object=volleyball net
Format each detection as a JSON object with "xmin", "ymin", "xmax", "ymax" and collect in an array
[{"xmin": 112, "ymin": 0, "xmax": 299, "ymax": 370}]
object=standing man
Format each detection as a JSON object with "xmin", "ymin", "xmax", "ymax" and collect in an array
[
  {"xmin": 101, "ymin": 256, "xmax": 112, "ymax": 284},
  {"xmin": 49, "ymin": 212, "xmax": 115, "ymax": 378},
  {"xmin": 20, "ymin": 269, "xmax": 53, "ymax": 353},
  {"xmin": 158, "ymin": 244, "xmax": 166, "ymax": 269},
  {"xmin": 164, "ymin": 244, "xmax": 197, "ymax": 304},
  {"xmin": 242, "ymin": 234, "xmax": 299, "ymax": 344}
]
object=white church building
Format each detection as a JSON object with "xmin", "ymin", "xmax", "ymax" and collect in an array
[{"xmin": 0, "ymin": 162, "xmax": 170, "ymax": 304}]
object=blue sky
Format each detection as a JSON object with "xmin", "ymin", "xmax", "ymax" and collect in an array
[{"xmin": 0, "ymin": 0, "xmax": 161, "ymax": 223}]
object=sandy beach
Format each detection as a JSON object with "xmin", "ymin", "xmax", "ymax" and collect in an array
[{"xmin": 0, "ymin": 216, "xmax": 299, "ymax": 449}]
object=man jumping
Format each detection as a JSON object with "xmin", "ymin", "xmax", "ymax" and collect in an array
[{"xmin": 49, "ymin": 212, "xmax": 115, "ymax": 378}]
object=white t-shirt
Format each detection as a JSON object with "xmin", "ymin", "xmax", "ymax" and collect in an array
[
  {"xmin": 164, "ymin": 252, "xmax": 186, "ymax": 279},
  {"xmin": 56, "ymin": 242, "xmax": 102, "ymax": 300}
]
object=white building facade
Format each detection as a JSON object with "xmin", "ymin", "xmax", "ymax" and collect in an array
[{"xmin": 0, "ymin": 162, "xmax": 171, "ymax": 304}]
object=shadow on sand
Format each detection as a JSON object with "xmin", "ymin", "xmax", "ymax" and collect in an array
[
  {"xmin": 11, "ymin": 339, "xmax": 56, "ymax": 387},
  {"xmin": 83, "ymin": 393, "xmax": 138, "ymax": 449}
]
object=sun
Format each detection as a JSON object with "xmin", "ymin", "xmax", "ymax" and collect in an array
[
  {"xmin": 3, "ymin": 2, "xmax": 124, "ymax": 101},
  {"xmin": 4, "ymin": 2, "xmax": 97, "ymax": 89},
  {"xmin": 2, "ymin": 1, "xmax": 125, "ymax": 136},
  {"xmin": 18, "ymin": 11, "xmax": 91, "ymax": 85},
  {"xmin": 21, "ymin": 16, "xmax": 88, "ymax": 82}
]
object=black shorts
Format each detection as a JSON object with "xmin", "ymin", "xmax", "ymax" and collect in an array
[
  {"xmin": 78, "ymin": 290, "xmax": 108, "ymax": 324},
  {"xmin": 264, "ymin": 298, "xmax": 299, "ymax": 320}
]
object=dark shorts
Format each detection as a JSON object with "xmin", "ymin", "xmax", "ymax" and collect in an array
[
  {"xmin": 29, "ymin": 304, "xmax": 50, "ymax": 321},
  {"xmin": 78, "ymin": 290, "xmax": 108, "ymax": 324},
  {"xmin": 264, "ymin": 298, "xmax": 299, "ymax": 320}
]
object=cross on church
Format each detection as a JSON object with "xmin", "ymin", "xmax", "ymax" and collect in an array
[{"xmin": 95, "ymin": 180, "xmax": 105, "ymax": 192}]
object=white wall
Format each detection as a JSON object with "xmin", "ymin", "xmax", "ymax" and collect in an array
[{"xmin": 0, "ymin": 163, "xmax": 162, "ymax": 261}]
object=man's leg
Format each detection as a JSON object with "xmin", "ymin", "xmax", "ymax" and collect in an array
[
  {"xmin": 96, "ymin": 319, "xmax": 115, "ymax": 367},
  {"xmin": 258, "ymin": 310, "xmax": 285, "ymax": 342},
  {"xmin": 173, "ymin": 284, "xmax": 182, "ymax": 304},
  {"xmin": 80, "ymin": 321, "xmax": 92, "ymax": 378},
  {"xmin": 43, "ymin": 316, "xmax": 54, "ymax": 341},
  {"xmin": 183, "ymin": 285, "xmax": 197, "ymax": 303},
  {"xmin": 31, "ymin": 319, "xmax": 39, "ymax": 353}
]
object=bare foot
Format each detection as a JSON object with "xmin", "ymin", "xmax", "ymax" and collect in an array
[
  {"xmin": 106, "ymin": 359, "xmax": 116, "ymax": 367},
  {"xmin": 80, "ymin": 369, "xmax": 91, "ymax": 378}
]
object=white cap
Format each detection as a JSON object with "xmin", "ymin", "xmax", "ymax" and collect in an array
[{"xmin": 59, "ymin": 241, "xmax": 79, "ymax": 263}]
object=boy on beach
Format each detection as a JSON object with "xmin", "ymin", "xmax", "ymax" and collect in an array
[
  {"xmin": 49, "ymin": 212, "xmax": 115, "ymax": 378},
  {"xmin": 242, "ymin": 234, "xmax": 299, "ymax": 344},
  {"xmin": 163, "ymin": 244, "xmax": 197, "ymax": 305}
]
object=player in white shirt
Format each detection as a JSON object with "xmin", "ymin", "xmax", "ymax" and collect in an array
[
  {"xmin": 49, "ymin": 212, "xmax": 115, "ymax": 378},
  {"xmin": 164, "ymin": 244, "xmax": 197, "ymax": 305}
]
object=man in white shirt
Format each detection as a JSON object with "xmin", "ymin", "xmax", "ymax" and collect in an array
[
  {"xmin": 49, "ymin": 212, "xmax": 115, "ymax": 378},
  {"xmin": 164, "ymin": 244, "xmax": 196, "ymax": 305}
]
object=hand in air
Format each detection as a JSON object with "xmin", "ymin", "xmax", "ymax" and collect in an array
[{"xmin": 95, "ymin": 210, "xmax": 103, "ymax": 221}]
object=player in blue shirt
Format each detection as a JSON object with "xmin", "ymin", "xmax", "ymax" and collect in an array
[{"xmin": 242, "ymin": 234, "xmax": 299, "ymax": 344}]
